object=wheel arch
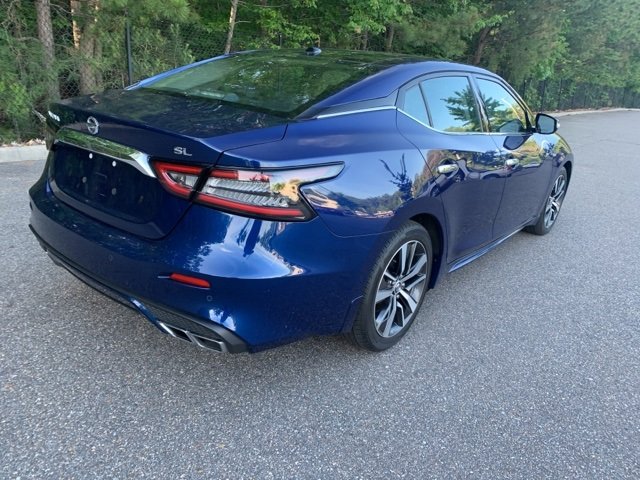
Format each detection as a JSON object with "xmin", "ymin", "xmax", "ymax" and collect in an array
[
  {"xmin": 563, "ymin": 160, "xmax": 573, "ymax": 185},
  {"xmin": 409, "ymin": 213, "xmax": 445, "ymax": 289}
]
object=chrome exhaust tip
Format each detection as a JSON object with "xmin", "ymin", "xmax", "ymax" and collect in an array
[{"xmin": 157, "ymin": 321, "xmax": 229, "ymax": 353}]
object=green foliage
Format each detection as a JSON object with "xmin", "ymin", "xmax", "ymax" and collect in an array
[
  {"xmin": 0, "ymin": 0, "xmax": 49, "ymax": 141},
  {"xmin": 1, "ymin": 0, "xmax": 640, "ymax": 141}
]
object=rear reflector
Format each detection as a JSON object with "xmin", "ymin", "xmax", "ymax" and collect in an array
[{"xmin": 169, "ymin": 273, "xmax": 211, "ymax": 288}]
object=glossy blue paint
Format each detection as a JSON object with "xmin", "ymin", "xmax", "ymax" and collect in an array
[
  {"xmin": 30, "ymin": 167, "xmax": 389, "ymax": 350},
  {"xmin": 29, "ymin": 50, "xmax": 573, "ymax": 352}
]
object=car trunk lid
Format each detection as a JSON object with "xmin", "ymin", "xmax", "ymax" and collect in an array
[{"xmin": 47, "ymin": 89, "xmax": 287, "ymax": 239}]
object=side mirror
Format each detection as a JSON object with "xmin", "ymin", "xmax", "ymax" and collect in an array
[{"xmin": 535, "ymin": 113, "xmax": 558, "ymax": 134}]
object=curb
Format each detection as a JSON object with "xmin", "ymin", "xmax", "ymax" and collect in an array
[
  {"xmin": 551, "ymin": 107, "xmax": 640, "ymax": 117},
  {"xmin": 0, "ymin": 145, "xmax": 48, "ymax": 164}
]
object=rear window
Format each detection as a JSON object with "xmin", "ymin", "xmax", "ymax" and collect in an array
[{"xmin": 142, "ymin": 51, "xmax": 389, "ymax": 117}]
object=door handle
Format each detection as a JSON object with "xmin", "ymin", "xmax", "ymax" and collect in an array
[
  {"xmin": 436, "ymin": 163, "xmax": 459, "ymax": 175},
  {"xmin": 505, "ymin": 157, "xmax": 520, "ymax": 167}
]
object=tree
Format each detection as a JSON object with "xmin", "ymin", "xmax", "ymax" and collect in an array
[
  {"xmin": 1, "ymin": 0, "xmax": 639, "ymax": 142},
  {"xmin": 35, "ymin": 0, "xmax": 59, "ymax": 101},
  {"xmin": 70, "ymin": 0, "xmax": 102, "ymax": 94},
  {"xmin": 224, "ymin": 0, "xmax": 239, "ymax": 54},
  {"xmin": 467, "ymin": 0, "xmax": 567, "ymax": 83}
]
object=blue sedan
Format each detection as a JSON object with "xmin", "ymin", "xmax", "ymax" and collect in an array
[{"xmin": 29, "ymin": 49, "xmax": 572, "ymax": 353}]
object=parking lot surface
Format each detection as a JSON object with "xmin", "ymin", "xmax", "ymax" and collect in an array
[{"xmin": 1, "ymin": 112, "xmax": 639, "ymax": 478}]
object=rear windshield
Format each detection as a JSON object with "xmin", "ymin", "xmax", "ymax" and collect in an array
[{"xmin": 142, "ymin": 51, "xmax": 395, "ymax": 117}]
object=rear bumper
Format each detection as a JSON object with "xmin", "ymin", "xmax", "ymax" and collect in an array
[
  {"xmin": 29, "ymin": 175, "xmax": 387, "ymax": 351},
  {"xmin": 31, "ymin": 228, "xmax": 247, "ymax": 353}
]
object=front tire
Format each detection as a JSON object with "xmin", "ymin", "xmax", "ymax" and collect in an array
[
  {"xmin": 351, "ymin": 221, "xmax": 432, "ymax": 351},
  {"xmin": 526, "ymin": 167, "xmax": 568, "ymax": 236}
]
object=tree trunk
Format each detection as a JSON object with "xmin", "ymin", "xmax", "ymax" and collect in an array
[
  {"xmin": 472, "ymin": 26, "xmax": 491, "ymax": 65},
  {"xmin": 385, "ymin": 24, "xmax": 395, "ymax": 52},
  {"xmin": 70, "ymin": 0, "xmax": 102, "ymax": 95},
  {"xmin": 35, "ymin": 0, "xmax": 59, "ymax": 101},
  {"xmin": 224, "ymin": 0, "xmax": 239, "ymax": 54},
  {"xmin": 361, "ymin": 30, "xmax": 369, "ymax": 50}
]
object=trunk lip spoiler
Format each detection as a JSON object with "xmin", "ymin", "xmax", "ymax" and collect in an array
[{"xmin": 54, "ymin": 127, "xmax": 156, "ymax": 178}]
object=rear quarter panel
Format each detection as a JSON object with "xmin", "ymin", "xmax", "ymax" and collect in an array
[{"xmin": 218, "ymin": 109, "xmax": 445, "ymax": 237}]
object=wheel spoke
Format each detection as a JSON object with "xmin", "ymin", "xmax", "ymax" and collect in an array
[
  {"xmin": 401, "ymin": 254, "xmax": 427, "ymax": 283},
  {"xmin": 398, "ymin": 243, "xmax": 409, "ymax": 276},
  {"xmin": 544, "ymin": 207, "xmax": 553, "ymax": 227},
  {"xmin": 375, "ymin": 300, "xmax": 393, "ymax": 329},
  {"xmin": 399, "ymin": 289, "xmax": 418, "ymax": 314},
  {"xmin": 405, "ymin": 273, "xmax": 427, "ymax": 291},
  {"xmin": 554, "ymin": 177, "xmax": 566, "ymax": 196},
  {"xmin": 545, "ymin": 203, "xmax": 552, "ymax": 217},
  {"xmin": 405, "ymin": 242, "xmax": 417, "ymax": 276},
  {"xmin": 553, "ymin": 187, "xmax": 565, "ymax": 201},
  {"xmin": 375, "ymin": 288, "xmax": 393, "ymax": 304},
  {"xmin": 396, "ymin": 302, "xmax": 407, "ymax": 327},
  {"xmin": 383, "ymin": 270, "xmax": 397, "ymax": 282},
  {"xmin": 382, "ymin": 298, "xmax": 397, "ymax": 336}
]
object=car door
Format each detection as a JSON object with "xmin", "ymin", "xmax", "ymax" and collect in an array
[
  {"xmin": 396, "ymin": 74, "xmax": 506, "ymax": 263},
  {"xmin": 473, "ymin": 76, "xmax": 553, "ymax": 238}
]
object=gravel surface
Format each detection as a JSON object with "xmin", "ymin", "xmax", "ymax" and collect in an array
[{"xmin": 1, "ymin": 112, "xmax": 639, "ymax": 479}]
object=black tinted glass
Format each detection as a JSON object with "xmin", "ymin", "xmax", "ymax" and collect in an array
[
  {"xmin": 476, "ymin": 79, "xmax": 527, "ymax": 133},
  {"xmin": 421, "ymin": 76, "xmax": 482, "ymax": 133},
  {"xmin": 403, "ymin": 85, "xmax": 429, "ymax": 125},
  {"xmin": 143, "ymin": 51, "xmax": 412, "ymax": 117}
]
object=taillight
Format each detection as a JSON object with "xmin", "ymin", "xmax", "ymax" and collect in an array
[
  {"xmin": 154, "ymin": 161, "xmax": 203, "ymax": 199},
  {"xmin": 153, "ymin": 160, "xmax": 342, "ymax": 221},
  {"xmin": 195, "ymin": 164, "xmax": 343, "ymax": 221}
]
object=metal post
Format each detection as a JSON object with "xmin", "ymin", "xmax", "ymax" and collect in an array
[
  {"xmin": 557, "ymin": 79, "xmax": 563, "ymax": 110},
  {"xmin": 539, "ymin": 79, "xmax": 547, "ymax": 111},
  {"xmin": 125, "ymin": 9, "xmax": 133, "ymax": 85},
  {"xmin": 570, "ymin": 82, "xmax": 577, "ymax": 109},
  {"xmin": 582, "ymin": 85, "xmax": 588, "ymax": 108}
]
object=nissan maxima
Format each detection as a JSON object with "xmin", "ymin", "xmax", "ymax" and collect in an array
[{"xmin": 29, "ymin": 49, "xmax": 572, "ymax": 353}]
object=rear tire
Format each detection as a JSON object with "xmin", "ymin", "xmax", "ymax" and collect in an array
[
  {"xmin": 350, "ymin": 221, "xmax": 432, "ymax": 351},
  {"xmin": 525, "ymin": 167, "xmax": 568, "ymax": 236}
]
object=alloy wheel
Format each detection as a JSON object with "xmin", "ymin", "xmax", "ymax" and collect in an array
[
  {"xmin": 373, "ymin": 240, "xmax": 428, "ymax": 338},
  {"xmin": 544, "ymin": 173, "xmax": 567, "ymax": 229}
]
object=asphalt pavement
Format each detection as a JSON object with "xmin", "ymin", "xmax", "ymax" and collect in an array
[{"xmin": 1, "ymin": 112, "xmax": 639, "ymax": 479}]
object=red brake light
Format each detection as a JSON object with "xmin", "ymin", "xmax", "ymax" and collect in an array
[
  {"xmin": 154, "ymin": 161, "xmax": 203, "ymax": 198},
  {"xmin": 195, "ymin": 164, "xmax": 343, "ymax": 221}
]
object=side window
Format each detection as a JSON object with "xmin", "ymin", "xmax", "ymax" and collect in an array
[
  {"xmin": 476, "ymin": 78, "xmax": 527, "ymax": 133},
  {"xmin": 402, "ymin": 85, "xmax": 429, "ymax": 125},
  {"xmin": 420, "ymin": 76, "xmax": 483, "ymax": 133}
]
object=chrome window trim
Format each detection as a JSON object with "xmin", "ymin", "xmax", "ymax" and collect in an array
[
  {"xmin": 398, "ymin": 108, "xmax": 484, "ymax": 135},
  {"xmin": 54, "ymin": 128, "xmax": 156, "ymax": 178},
  {"xmin": 397, "ymin": 108, "xmax": 531, "ymax": 137},
  {"xmin": 315, "ymin": 105, "xmax": 397, "ymax": 119}
]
